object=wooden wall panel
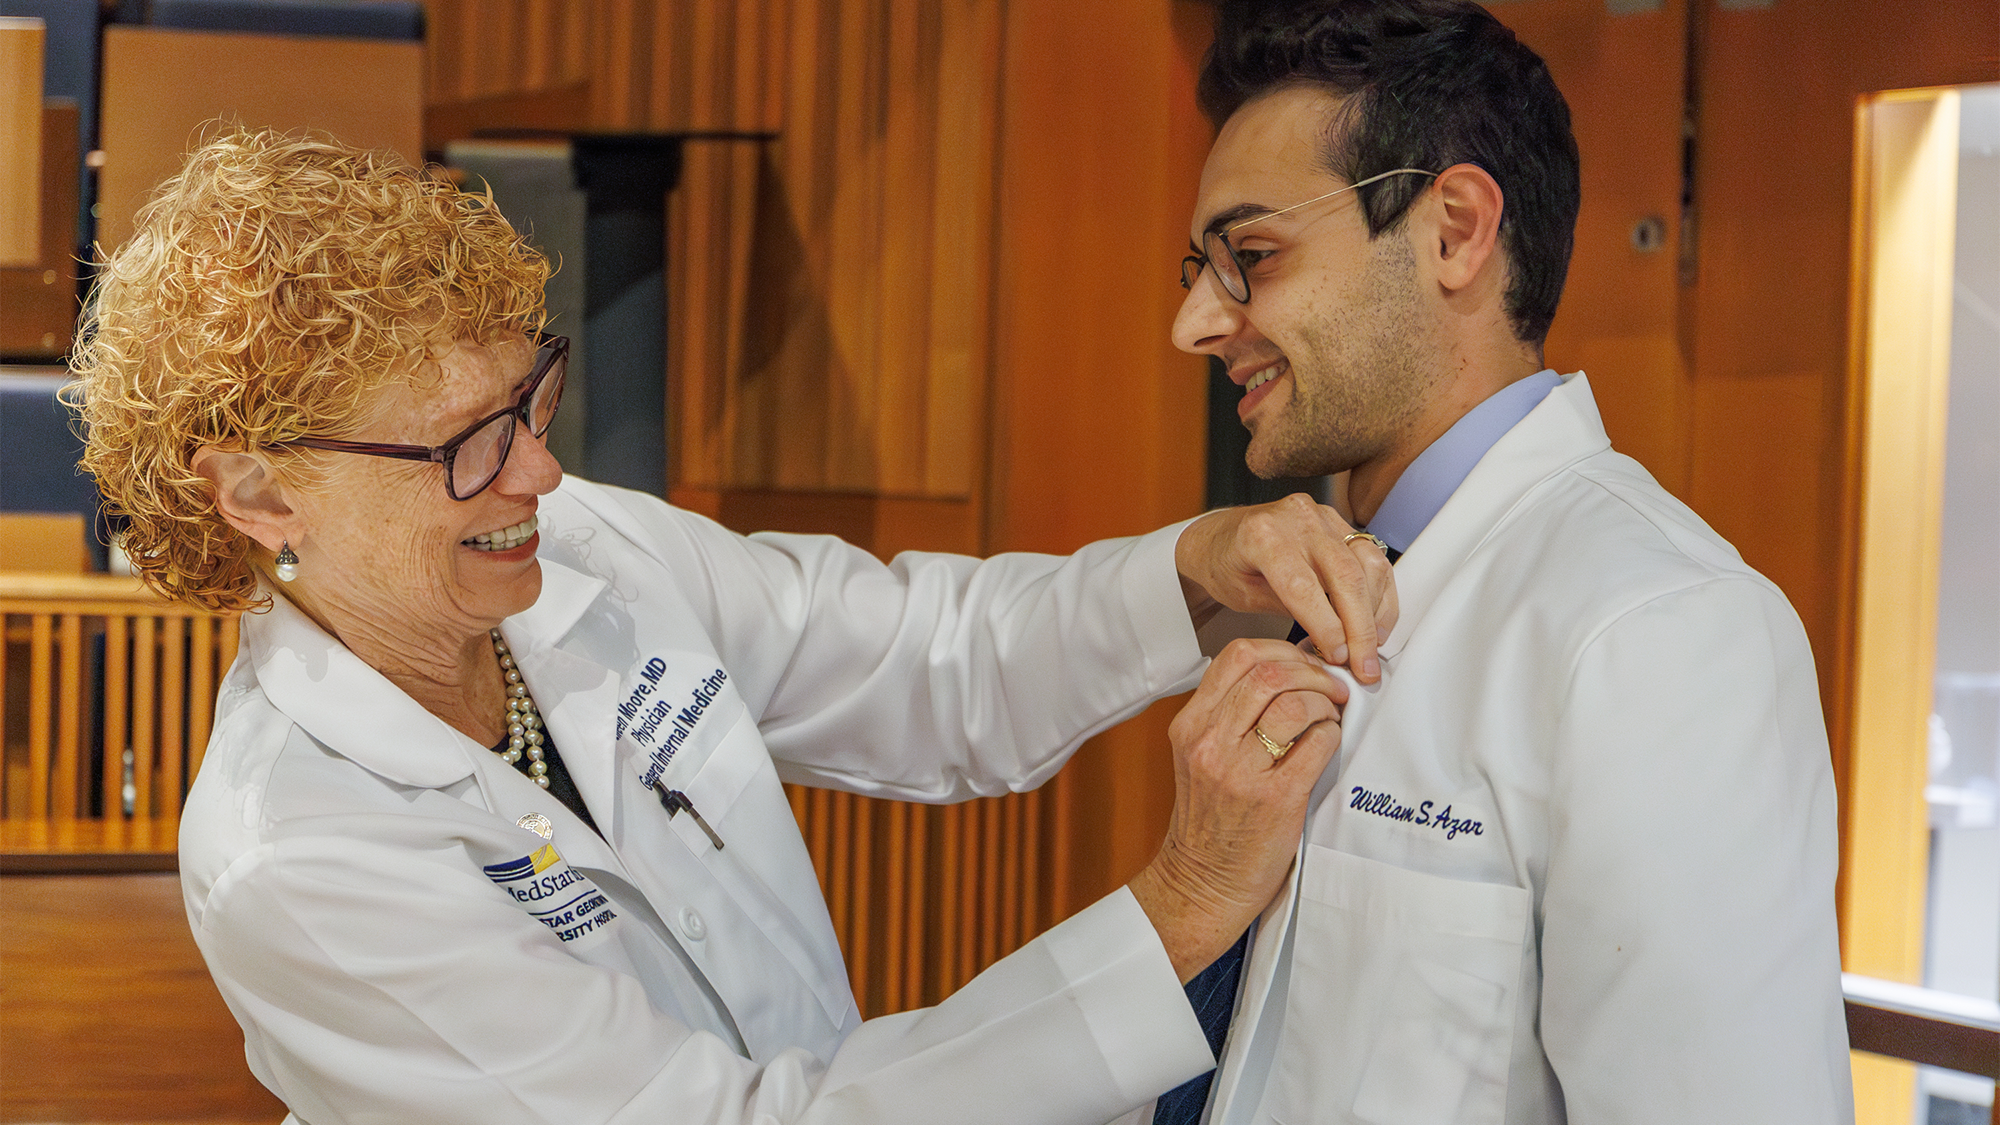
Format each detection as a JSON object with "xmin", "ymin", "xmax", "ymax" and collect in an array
[
  {"xmin": 987, "ymin": 0, "xmax": 1214, "ymax": 917},
  {"xmin": 0, "ymin": 17, "xmax": 43, "ymax": 269},
  {"xmin": 97, "ymin": 27, "xmax": 423, "ymax": 252},
  {"xmin": 1501, "ymin": 0, "xmax": 1694, "ymax": 499},
  {"xmin": 0, "ymin": 99, "xmax": 82, "ymax": 357},
  {"xmin": 676, "ymin": 0, "xmax": 1000, "ymax": 498},
  {"xmin": 427, "ymin": 0, "xmax": 993, "ymax": 503},
  {"xmin": 1689, "ymin": 0, "xmax": 1997, "ymax": 770}
]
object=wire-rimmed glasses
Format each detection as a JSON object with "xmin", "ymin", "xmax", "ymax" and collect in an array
[
  {"xmin": 1179, "ymin": 168, "xmax": 1439, "ymax": 304},
  {"xmin": 268, "ymin": 335, "xmax": 568, "ymax": 501}
]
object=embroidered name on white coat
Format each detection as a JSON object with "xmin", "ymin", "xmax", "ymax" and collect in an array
[
  {"xmin": 617, "ymin": 657, "xmax": 731, "ymax": 788},
  {"xmin": 483, "ymin": 844, "xmax": 620, "ymax": 945},
  {"xmin": 1349, "ymin": 784, "xmax": 1485, "ymax": 840}
]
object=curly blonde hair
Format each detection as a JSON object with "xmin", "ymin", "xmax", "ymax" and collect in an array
[{"xmin": 70, "ymin": 126, "xmax": 550, "ymax": 612}]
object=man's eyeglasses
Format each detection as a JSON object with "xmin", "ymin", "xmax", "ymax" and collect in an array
[
  {"xmin": 1179, "ymin": 168, "xmax": 1438, "ymax": 304},
  {"xmin": 269, "ymin": 335, "xmax": 568, "ymax": 501}
]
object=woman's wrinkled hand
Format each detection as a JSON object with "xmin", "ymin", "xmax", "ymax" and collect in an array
[
  {"xmin": 1175, "ymin": 494, "xmax": 1398, "ymax": 683},
  {"xmin": 1128, "ymin": 639, "xmax": 1347, "ymax": 982}
]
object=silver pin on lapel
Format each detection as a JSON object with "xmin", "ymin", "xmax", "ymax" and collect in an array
[{"xmin": 517, "ymin": 812, "xmax": 555, "ymax": 840}]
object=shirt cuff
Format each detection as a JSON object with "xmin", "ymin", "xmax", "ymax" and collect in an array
[
  {"xmin": 1120, "ymin": 519, "xmax": 1207, "ymax": 694},
  {"xmin": 1043, "ymin": 886, "xmax": 1215, "ymax": 1103}
]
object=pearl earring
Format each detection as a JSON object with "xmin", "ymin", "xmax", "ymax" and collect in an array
[{"xmin": 275, "ymin": 541, "xmax": 299, "ymax": 582}]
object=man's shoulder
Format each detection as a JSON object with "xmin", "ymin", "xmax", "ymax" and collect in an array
[
  {"xmin": 1475, "ymin": 446, "xmax": 1791, "ymax": 629},
  {"xmin": 1549, "ymin": 448, "xmax": 1758, "ymax": 576}
]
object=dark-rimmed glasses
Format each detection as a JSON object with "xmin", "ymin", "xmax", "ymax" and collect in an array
[
  {"xmin": 1179, "ymin": 168, "xmax": 1438, "ymax": 304},
  {"xmin": 269, "ymin": 335, "xmax": 568, "ymax": 501}
]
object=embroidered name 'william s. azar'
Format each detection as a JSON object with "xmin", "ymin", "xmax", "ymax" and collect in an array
[{"xmin": 1349, "ymin": 785, "xmax": 1485, "ymax": 841}]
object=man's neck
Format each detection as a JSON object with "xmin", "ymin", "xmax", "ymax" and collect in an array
[{"xmin": 1346, "ymin": 353, "xmax": 1543, "ymax": 526}]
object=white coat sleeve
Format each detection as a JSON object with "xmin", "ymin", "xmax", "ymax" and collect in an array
[
  {"xmin": 1539, "ymin": 578, "xmax": 1853, "ymax": 1124},
  {"xmin": 572, "ymin": 481, "xmax": 1206, "ymax": 800},
  {"xmin": 194, "ymin": 817, "xmax": 1213, "ymax": 1125}
]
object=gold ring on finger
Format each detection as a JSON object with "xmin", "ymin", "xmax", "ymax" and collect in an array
[
  {"xmin": 1343, "ymin": 530, "xmax": 1388, "ymax": 552},
  {"xmin": 1253, "ymin": 725, "xmax": 1297, "ymax": 761}
]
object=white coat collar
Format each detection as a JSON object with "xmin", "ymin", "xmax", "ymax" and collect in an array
[
  {"xmin": 243, "ymin": 559, "xmax": 611, "ymax": 792},
  {"xmin": 1379, "ymin": 371, "xmax": 1609, "ymax": 660}
]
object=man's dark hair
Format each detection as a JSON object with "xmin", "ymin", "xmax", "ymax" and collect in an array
[{"xmin": 1199, "ymin": 0, "xmax": 1580, "ymax": 346}]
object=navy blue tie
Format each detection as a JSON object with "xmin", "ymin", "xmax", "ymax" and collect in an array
[{"xmin": 1152, "ymin": 927, "xmax": 1252, "ymax": 1125}]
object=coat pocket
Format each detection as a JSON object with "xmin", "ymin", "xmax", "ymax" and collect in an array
[{"xmin": 1267, "ymin": 845, "xmax": 1528, "ymax": 1125}]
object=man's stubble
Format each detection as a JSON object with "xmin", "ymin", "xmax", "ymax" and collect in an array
[{"xmin": 1245, "ymin": 234, "xmax": 1441, "ymax": 483}]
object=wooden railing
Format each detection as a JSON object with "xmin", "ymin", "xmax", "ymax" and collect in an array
[
  {"xmin": 1, "ymin": 573, "xmax": 1051, "ymax": 1013},
  {"xmin": 0, "ymin": 574, "xmax": 239, "ymax": 863},
  {"xmin": 1844, "ymin": 974, "xmax": 2000, "ymax": 1124}
]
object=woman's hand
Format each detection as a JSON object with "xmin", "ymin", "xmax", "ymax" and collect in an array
[
  {"xmin": 1176, "ymin": 494, "xmax": 1397, "ymax": 683},
  {"xmin": 1128, "ymin": 639, "xmax": 1346, "ymax": 982}
]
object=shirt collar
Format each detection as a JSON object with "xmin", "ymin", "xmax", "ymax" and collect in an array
[
  {"xmin": 1364, "ymin": 369, "xmax": 1561, "ymax": 553},
  {"xmin": 243, "ymin": 558, "xmax": 611, "ymax": 790}
]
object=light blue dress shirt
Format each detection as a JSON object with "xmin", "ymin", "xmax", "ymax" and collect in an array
[{"xmin": 1363, "ymin": 369, "xmax": 1561, "ymax": 554}]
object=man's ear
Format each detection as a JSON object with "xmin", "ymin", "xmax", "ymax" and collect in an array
[
  {"xmin": 1428, "ymin": 162, "xmax": 1505, "ymax": 293},
  {"xmin": 191, "ymin": 446, "xmax": 298, "ymax": 554}
]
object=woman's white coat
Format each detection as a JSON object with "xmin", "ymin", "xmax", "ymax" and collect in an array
[{"xmin": 179, "ymin": 477, "xmax": 1216, "ymax": 1125}]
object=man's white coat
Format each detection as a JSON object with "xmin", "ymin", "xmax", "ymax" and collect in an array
[{"xmin": 1132, "ymin": 374, "xmax": 1851, "ymax": 1125}]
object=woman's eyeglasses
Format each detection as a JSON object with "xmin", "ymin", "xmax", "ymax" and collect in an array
[{"xmin": 269, "ymin": 335, "xmax": 567, "ymax": 501}]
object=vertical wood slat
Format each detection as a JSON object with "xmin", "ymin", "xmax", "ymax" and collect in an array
[
  {"xmin": 998, "ymin": 792, "xmax": 1022, "ymax": 952},
  {"xmin": 132, "ymin": 615, "xmax": 155, "ymax": 819},
  {"xmin": 957, "ymin": 798, "xmax": 981, "ymax": 987},
  {"xmin": 904, "ymin": 803, "xmax": 927, "ymax": 1008},
  {"xmin": 1020, "ymin": 786, "xmax": 1042, "ymax": 951},
  {"xmin": 888, "ymin": 796, "xmax": 912, "ymax": 1008},
  {"xmin": 979, "ymin": 789, "xmax": 1003, "ymax": 967},
  {"xmin": 160, "ymin": 616, "xmax": 187, "ymax": 811},
  {"xmin": 28, "ymin": 614, "xmax": 52, "ymax": 818},
  {"xmin": 219, "ymin": 614, "xmax": 241, "ymax": 671},
  {"xmin": 776, "ymin": 782, "xmax": 1067, "ymax": 1015},
  {"xmin": 848, "ymin": 791, "xmax": 874, "ymax": 1010},
  {"xmin": 55, "ymin": 613, "xmax": 82, "ymax": 817},
  {"xmin": 635, "ymin": 0, "xmax": 1000, "ymax": 496},
  {"xmin": 829, "ymin": 789, "xmax": 853, "ymax": 964},
  {"xmin": 188, "ymin": 615, "xmax": 216, "ymax": 782},
  {"xmin": 809, "ymin": 785, "xmax": 834, "ymax": 901},
  {"xmin": 937, "ymin": 801, "xmax": 964, "ymax": 996},
  {"xmin": 104, "ymin": 615, "xmax": 128, "ymax": 819}
]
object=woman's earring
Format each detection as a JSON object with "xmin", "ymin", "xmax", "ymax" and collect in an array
[{"xmin": 275, "ymin": 541, "xmax": 299, "ymax": 582}]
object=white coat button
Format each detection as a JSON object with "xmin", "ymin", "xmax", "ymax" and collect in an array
[{"xmin": 677, "ymin": 907, "xmax": 707, "ymax": 941}]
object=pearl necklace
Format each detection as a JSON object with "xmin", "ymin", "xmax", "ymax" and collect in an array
[{"xmin": 489, "ymin": 629, "xmax": 549, "ymax": 788}]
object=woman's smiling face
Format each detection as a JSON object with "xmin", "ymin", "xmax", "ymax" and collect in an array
[{"xmin": 283, "ymin": 335, "xmax": 564, "ymax": 644}]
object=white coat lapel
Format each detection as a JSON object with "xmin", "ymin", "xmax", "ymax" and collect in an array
[
  {"xmin": 504, "ymin": 557, "xmax": 855, "ymax": 1061},
  {"xmin": 1378, "ymin": 373, "xmax": 1610, "ymax": 660},
  {"xmin": 498, "ymin": 560, "xmax": 621, "ymax": 829}
]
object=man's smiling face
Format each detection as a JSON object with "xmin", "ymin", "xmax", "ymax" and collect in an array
[{"xmin": 1172, "ymin": 85, "xmax": 1446, "ymax": 482}]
